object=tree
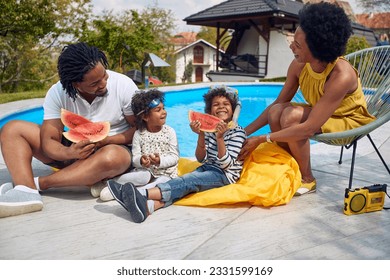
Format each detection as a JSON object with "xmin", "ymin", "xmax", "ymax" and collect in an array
[
  {"xmin": 81, "ymin": 10, "xmax": 161, "ymax": 73},
  {"xmin": 345, "ymin": 35, "xmax": 370, "ymax": 55},
  {"xmin": 183, "ymin": 60, "xmax": 193, "ymax": 83},
  {"xmin": 0, "ymin": 0, "xmax": 56, "ymax": 38},
  {"xmin": 0, "ymin": 1, "xmax": 177, "ymax": 92},
  {"xmin": 0, "ymin": 0, "xmax": 93, "ymax": 93},
  {"xmin": 80, "ymin": 5, "xmax": 176, "ymax": 80},
  {"xmin": 356, "ymin": 0, "xmax": 390, "ymax": 12},
  {"xmin": 197, "ymin": 26, "xmax": 231, "ymax": 51}
]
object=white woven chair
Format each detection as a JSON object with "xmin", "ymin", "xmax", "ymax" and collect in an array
[{"xmin": 311, "ymin": 45, "xmax": 390, "ymax": 189}]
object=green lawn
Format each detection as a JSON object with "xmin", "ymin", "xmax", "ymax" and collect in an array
[
  {"xmin": 0, "ymin": 90, "xmax": 46, "ymax": 104},
  {"xmin": 0, "ymin": 77, "xmax": 287, "ymax": 105}
]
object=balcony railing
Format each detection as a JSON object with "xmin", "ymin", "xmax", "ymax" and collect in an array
[{"xmin": 214, "ymin": 53, "xmax": 268, "ymax": 77}]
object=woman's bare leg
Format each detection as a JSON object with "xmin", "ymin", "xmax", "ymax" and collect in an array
[{"xmin": 279, "ymin": 106, "xmax": 315, "ymax": 182}]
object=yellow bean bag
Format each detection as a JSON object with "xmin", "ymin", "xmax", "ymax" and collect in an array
[{"xmin": 175, "ymin": 143, "xmax": 301, "ymax": 207}]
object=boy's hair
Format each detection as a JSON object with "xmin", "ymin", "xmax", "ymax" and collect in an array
[
  {"xmin": 299, "ymin": 2, "xmax": 352, "ymax": 63},
  {"xmin": 203, "ymin": 86, "xmax": 238, "ymax": 114},
  {"xmin": 131, "ymin": 88, "xmax": 165, "ymax": 131},
  {"xmin": 57, "ymin": 42, "xmax": 109, "ymax": 101}
]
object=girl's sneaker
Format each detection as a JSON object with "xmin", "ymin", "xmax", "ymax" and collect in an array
[
  {"xmin": 90, "ymin": 181, "xmax": 107, "ymax": 198},
  {"xmin": 100, "ymin": 187, "xmax": 114, "ymax": 201}
]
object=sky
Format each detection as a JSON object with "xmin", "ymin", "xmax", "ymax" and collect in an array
[
  {"xmin": 91, "ymin": 0, "xmax": 363, "ymax": 33},
  {"xmin": 91, "ymin": 0, "xmax": 225, "ymax": 33}
]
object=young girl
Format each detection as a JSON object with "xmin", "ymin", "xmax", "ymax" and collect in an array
[
  {"xmin": 107, "ymin": 86, "xmax": 247, "ymax": 223},
  {"xmin": 98, "ymin": 89, "xmax": 179, "ymax": 201}
]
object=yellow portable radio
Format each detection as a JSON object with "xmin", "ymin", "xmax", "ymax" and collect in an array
[{"xmin": 344, "ymin": 184, "xmax": 389, "ymax": 215}]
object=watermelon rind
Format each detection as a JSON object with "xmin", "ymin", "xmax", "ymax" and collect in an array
[
  {"xmin": 188, "ymin": 110, "xmax": 221, "ymax": 132},
  {"xmin": 62, "ymin": 130, "xmax": 88, "ymax": 143}
]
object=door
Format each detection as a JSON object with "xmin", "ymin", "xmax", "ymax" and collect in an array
[{"xmin": 195, "ymin": 67, "xmax": 203, "ymax": 82}]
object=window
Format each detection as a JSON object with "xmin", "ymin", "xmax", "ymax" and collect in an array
[{"xmin": 193, "ymin": 46, "xmax": 204, "ymax": 64}]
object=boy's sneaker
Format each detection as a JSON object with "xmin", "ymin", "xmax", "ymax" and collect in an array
[
  {"xmin": 121, "ymin": 182, "xmax": 148, "ymax": 223},
  {"xmin": 90, "ymin": 181, "xmax": 106, "ymax": 198},
  {"xmin": 99, "ymin": 186, "xmax": 114, "ymax": 202},
  {"xmin": 0, "ymin": 189, "xmax": 43, "ymax": 218},
  {"xmin": 107, "ymin": 180, "xmax": 128, "ymax": 211},
  {"xmin": 108, "ymin": 180, "xmax": 148, "ymax": 223},
  {"xmin": 0, "ymin": 182, "xmax": 13, "ymax": 195}
]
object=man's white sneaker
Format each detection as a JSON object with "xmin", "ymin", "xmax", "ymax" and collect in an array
[
  {"xmin": 0, "ymin": 182, "xmax": 13, "ymax": 195},
  {"xmin": 0, "ymin": 189, "xmax": 43, "ymax": 218},
  {"xmin": 90, "ymin": 181, "xmax": 107, "ymax": 198}
]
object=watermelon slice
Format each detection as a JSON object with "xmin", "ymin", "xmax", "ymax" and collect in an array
[
  {"xmin": 61, "ymin": 108, "xmax": 92, "ymax": 129},
  {"xmin": 188, "ymin": 110, "xmax": 221, "ymax": 132},
  {"xmin": 60, "ymin": 108, "xmax": 110, "ymax": 143},
  {"xmin": 63, "ymin": 122, "xmax": 110, "ymax": 143}
]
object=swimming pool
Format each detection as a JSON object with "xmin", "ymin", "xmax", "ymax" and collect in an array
[{"xmin": 0, "ymin": 83, "xmax": 304, "ymax": 157}]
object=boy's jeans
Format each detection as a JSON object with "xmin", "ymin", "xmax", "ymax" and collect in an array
[{"xmin": 157, "ymin": 165, "xmax": 230, "ymax": 206}]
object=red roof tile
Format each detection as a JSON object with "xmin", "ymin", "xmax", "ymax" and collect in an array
[{"xmin": 356, "ymin": 13, "xmax": 390, "ymax": 29}]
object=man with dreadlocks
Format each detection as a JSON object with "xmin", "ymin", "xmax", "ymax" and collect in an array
[{"xmin": 0, "ymin": 42, "xmax": 138, "ymax": 218}]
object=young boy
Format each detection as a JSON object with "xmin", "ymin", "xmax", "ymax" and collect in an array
[{"xmin": 108, "ymin": 86, "xmax": 246, "ymax": 223}]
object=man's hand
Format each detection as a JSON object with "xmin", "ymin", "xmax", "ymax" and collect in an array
[
  {"xmin": 70, "ymin": 140, "xmax": 96, "ymax": 159},
  {"xmin": 94, "ymin": 136, "xmax": 109, "ymax": 149}
]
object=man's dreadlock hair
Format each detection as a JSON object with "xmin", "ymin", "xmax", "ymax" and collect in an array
[
  {"xmin": 57, "ymin": 42, "xmax": 109, "ymax": 101},
  {"xmin": 131, "ymin": 88, "xmax": 165, "ymax": 131}
]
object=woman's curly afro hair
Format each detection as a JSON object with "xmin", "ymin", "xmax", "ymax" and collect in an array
[
  {"xmin": 299, "ymin": 2, "xmax": 353, "ymax": 63},
  {"xmin": 131, "ymin": 88, "xmax": 165, "ymax": 131},
  {"xmin": 203, "ymin": 86, "xmax": 238, "ymax": 114}
]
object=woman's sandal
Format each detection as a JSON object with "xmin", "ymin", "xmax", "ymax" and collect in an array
[{"xmin": 294, "ymin": 180, "xmax": 317, "ymax": 196}]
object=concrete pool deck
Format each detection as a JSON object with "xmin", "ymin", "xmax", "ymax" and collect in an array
[{"xmin": 0, "ymin": 92, "xmax": 390, "ymax": 261}]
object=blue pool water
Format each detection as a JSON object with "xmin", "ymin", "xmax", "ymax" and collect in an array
[{"xmin": 0, "ymin": 84, "xmax": 303, "ymax": 157}]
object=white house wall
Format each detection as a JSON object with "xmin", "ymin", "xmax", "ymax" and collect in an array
[
  {"xmin": 175, "ymin": 52, "xmax": 187, "ymax": 83},
  {"xmin": 266, "ymin": 30, "xmax": 295, "ymax": 78},
  {"xmin": 235, "ymin": 27, "xmax": 294, "ymax": 79},
  {"xmin": 175, "ymin": 43, "xmax": 220, "ymax": 84},
  {"xmin": 237, "ymin": 28, "xmax": 259, "ymax": 54}
]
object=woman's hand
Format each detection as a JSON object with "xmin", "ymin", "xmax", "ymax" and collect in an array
[{"xmin": 238, "ymin": 136, "xmax": 264, "ymax": 161}]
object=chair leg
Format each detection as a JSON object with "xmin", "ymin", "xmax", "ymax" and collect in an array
[
  {"xmin": 338, "ymin": 146, "xmax": 344, "ymax": 164},
  {"xmin": 348, "ymin": 141, "xmax": 358, "ymax": 189},
  {"xmin": 367, "ymin": 134, "xmax": 390, "ymax": 175}
]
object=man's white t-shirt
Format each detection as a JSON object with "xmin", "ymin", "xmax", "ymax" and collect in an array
[{"xmin": 43, "ymin": 70, "xmax": 138, "ymax": 135}]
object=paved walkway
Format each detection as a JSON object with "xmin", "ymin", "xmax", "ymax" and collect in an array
[{"xmin": 0, "ymin": 96, "xmax": 390, "ymax": 260}]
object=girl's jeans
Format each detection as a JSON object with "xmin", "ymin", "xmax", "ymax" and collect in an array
[{"xmin": 157, "ymin": 164, "xmax": 230, "ymax": 207}]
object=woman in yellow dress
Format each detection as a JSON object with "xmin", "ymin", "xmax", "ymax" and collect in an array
[{"xmin": 238, "ymin": 2, "xmax": 375, "ymax": 195}]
